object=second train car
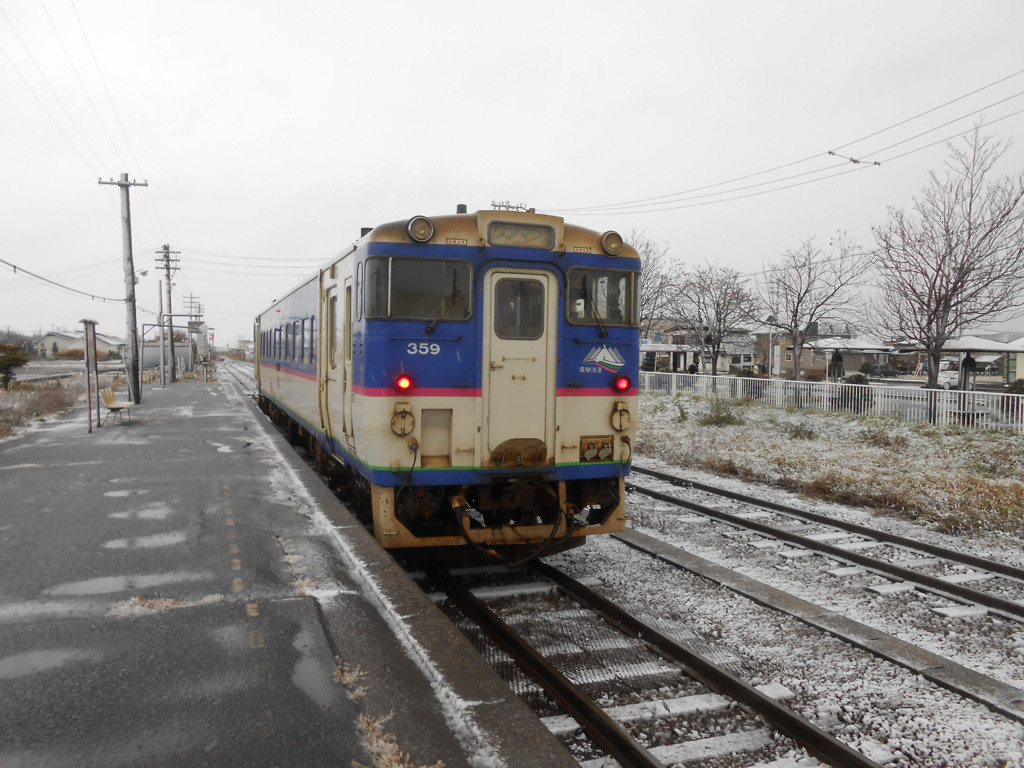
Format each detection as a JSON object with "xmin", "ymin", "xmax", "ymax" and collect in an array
[{"xmin": 255, "ymin": 206, "xmax": 640, "ymax": 562}]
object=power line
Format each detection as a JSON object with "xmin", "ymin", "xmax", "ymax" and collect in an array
[
  {"xmin": 0, "ymin": 256, "xmax": 125, "ymax": 302},
  {"xmin": 179, "ymin": 246, "xmax": 324, "ymax": 264},
  {"xmin": 0, "ymin": 5, "xmax": 106, "ymax": 174},
  {"xmin": 0, "ymin": 39, "xmax": 100, "ymax": 177},
  {"xmin": 542, "ymin": 68, "xmax": 1024, "ymax": 216},
  {"xmin": 39, "ymin": 0, "xmax": 129, "ymax": 171},
  {"xmin": 832, "ymin": 66, "xmax": 1024, "ymax": 153}
]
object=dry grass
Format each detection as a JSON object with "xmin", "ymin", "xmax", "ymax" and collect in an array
[
  {"xmin": 0, "ymin": 380, "xmax": 81, "ymax": 438},
  {"xmin": 357, "ymin": 712, "xmax": 446, "ymax": 768},
  {"xmin": 333, "ymin": 660, "xmax": 445, "ymax": 768},
  {"xmin": 638, "ymin": 392, "xmax": 1024, "ymax": 536}
]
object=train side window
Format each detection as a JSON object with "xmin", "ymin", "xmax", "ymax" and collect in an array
[
  {"xmin": 494, "ymin": 278, "xmax": 544, "ymax": 340},
  {"xmin": 328, "ymin": 294, "xmax": 338, "ymax": 369},
  {"xmin": 567, "ymin": 267, "xmax": 638, "ymax": 328},
  {"xmin": 356, "ymin": 261, "xmax": 364, "ymax": 320},
  {"xmin": 365, "ymin": 258, "xmax": 389, "ymax": 318},
  {"xmin": 300, "ymin": 320, "xmax": 306, "ymax": 363},
  {"xmin": 309, "ymin": 316, "xmax": 316, "ymax": 364}
]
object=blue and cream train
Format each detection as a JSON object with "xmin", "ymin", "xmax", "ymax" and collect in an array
[{"xmin": 255, "ymin": 206, "xmax": 639, "ymax": 561}]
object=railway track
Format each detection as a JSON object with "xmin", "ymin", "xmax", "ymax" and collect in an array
[
  {"xmin": 421, "ymin": 563, "xmax": 885, "ymax": 768},
  {"xmin": 217, "ymin": 358, "xmax": 257, "ymax": 395},
  {"xmin": 627, "ymin": 464, "xmax": 1024, "ymax": 623}
]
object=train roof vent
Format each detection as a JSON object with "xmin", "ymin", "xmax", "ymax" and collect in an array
[{"xmin": 457, "ymin": 203, "xmax": 467, "ymax": 214}]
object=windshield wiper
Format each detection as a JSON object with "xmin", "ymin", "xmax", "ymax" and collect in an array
[
  {"xmin": 581, "ymin": 280, "xmax": 608, "ymax": 338},
  {"xmin": 427, "ymin": 271, "xmax": 460, "ymax": 334}
]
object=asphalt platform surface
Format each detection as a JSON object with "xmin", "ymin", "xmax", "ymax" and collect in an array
[{"xmin": 0, "ymin": 379, "xmax": 577, "ymax": 768}]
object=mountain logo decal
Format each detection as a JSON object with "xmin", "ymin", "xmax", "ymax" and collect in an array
[{"xmin": 583, "ymin": 346, "xmax": 625, "ymax": 373}]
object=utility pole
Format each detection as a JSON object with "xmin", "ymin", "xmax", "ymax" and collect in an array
[
  {"xmin": 156, "ymin": 244, "xmax": 180, "ymax": 382},
  {"xmin": 98, "ymin": 173, "xmax": 147, "ymax": 404}
]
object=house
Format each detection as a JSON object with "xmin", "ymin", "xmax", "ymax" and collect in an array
[
  {"xmin": 653, "ymin": 324, "xmax": 754, "ymax": 373},
  {"xmin": 33, "ymin": 331, "xmax": 76, "ymax": 358},
  {"xmin": 66, "ymin": 332, "xmax": 123, "ymax": 357},
  {"xmin": 778, "ymin": 335, "xmax": 890, "ymax": 379}
]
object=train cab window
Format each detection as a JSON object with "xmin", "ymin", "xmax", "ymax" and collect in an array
[
  {"xmin": 365, "ymin": 256, "xmax": 472, "ymax": 322},
  {"xmin": 494, "ymin": 278, "xmax": 544, "ymax": 340},
  {"xmin": 567, "ymin": 267, "xmax": 638, "ymax": 327}
]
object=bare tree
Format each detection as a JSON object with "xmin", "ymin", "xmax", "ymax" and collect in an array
[
  {"xmin": 673, "ymin": 262, "xmax": 756, "ymax": 375},
  {"xmin": 871, "ymin": 126, "xmax": 1024, "ymax": 387},
  {"xmin": 628, "ymin": 229, "xmax": 679, "ymax": 340},
  {"xmin": 754, "ymin": 233, "xmax": 866, "ymax": 381}
]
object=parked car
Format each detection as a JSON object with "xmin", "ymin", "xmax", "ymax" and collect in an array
[
  {"xmin": 937, "ymin": 369, "xmax": 974, "ymax": 390},
  {"xmin": 873, "ymin": 363, "xmax": 899, "ymax": 377}
]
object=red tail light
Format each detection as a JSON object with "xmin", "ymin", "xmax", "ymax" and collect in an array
[
  {"xmin": 395, "ymin": 374, "xmax": 414, "ymax": 392},
  {"xmin": 613, "ymin": 376, "xmax": 631, "ymax": 392}
]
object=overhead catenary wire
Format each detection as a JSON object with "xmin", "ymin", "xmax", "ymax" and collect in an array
[{"xmin": 541, "ymin": 69, "xmax": 1024, "ymax": 217}]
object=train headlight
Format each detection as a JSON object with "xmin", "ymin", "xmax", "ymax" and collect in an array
[
  {"xmin": 613, "ymin": 375, "xmax": 631, "ymax": 393},
  {"xmin": 406, "ymin": 216, "xmax": 434, "ymax": 243},
  {"xmin": 395, "ymin": 374, "xmax": 414, "ymax": 392},
  {"xmin": 600, "ymin": 230, "xmax": 624, "ymax": 256}
]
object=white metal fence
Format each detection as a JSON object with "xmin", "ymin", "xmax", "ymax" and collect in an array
[{"xmin": 640, "ymin": 372, "xmax": 1024, "ymax": 432}]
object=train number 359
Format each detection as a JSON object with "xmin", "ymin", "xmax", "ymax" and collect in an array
[{"xmin": 407, "ymin": 342, "xmax": 441, "ymax": 356}]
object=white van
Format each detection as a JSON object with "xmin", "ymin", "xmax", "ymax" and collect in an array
[{"xmin": 937, "ymin": 369, "xmax": 973, "ymax": 390}]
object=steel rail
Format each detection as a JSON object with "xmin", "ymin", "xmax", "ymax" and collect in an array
[
  {"xmin": 628, "ymin": 473, "xmax": 1024, "ymax": 622},
  {"xmin": 631, "ymin": 465, "xmax": 1024, "ymax": 582},
  {"xmin": 426, "ymin": 566, "xmax": 667, "ymax": 768},
  {"xmin": 534, "ymin": 562, "xmax": 882, "ymax": 768}
]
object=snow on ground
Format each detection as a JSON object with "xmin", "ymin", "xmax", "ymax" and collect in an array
[
  {"xmin": 635, "ymin": 391, "xmax": 1024, "ymax": 539},
  {"xmin": 551, "ymin": 392, "xmax": 1024, "ymax": 767},
  {"xmin": 557, "ymin": 537, "xmax": 1024, "ymax": 768}
]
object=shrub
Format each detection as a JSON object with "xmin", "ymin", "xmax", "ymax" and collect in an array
[
  {"xmin": 785, "ymin": 420, "xmax": 816, "ymax": 440},
  {"xmin": 672, "ymin": 394, "xmax": 688, "ymax": 422},
  {"xmin": 832, "ymin": 376, "xmax": 873, "ymax": 413},
  {"xmin": 697, "ymin": 398, "xmax": 744, "ymax": 426},
  {"xmin": 861, "ymin": 425, "xmax": 908, "ymax": 451},
  {"xmin": 803, "ymin": 369, "xmax": 825, "ymax": 382}
]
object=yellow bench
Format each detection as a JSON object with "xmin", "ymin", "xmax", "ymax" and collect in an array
[{"xmin": 101, "ymin": 388, "xmax": 132, "ymax": 424}]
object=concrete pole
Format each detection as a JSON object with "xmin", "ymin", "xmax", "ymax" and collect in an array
[
  {"xmin": 99, "ymin": 173, "xmax": 147, "ymax": 404},
  {"xmin": 158, "ymin": 281, "xmax": 166, "ymax": 387}
]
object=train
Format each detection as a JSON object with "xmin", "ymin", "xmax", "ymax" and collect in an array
[{"xmin": 255, "ymin": 205, "xmax": 640, "ymax": 563}]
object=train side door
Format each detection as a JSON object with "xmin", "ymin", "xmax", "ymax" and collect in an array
[
  {"xmin": 482, "ymin": 270, "xmax": 556, "ymax": 458},
  {"xmin": 321, "ymin": 285, "xmax": 339, "ymax": 443},
  {"xmin": 342, "ymin": 278, "xmax": 355, "ymax": 447}
]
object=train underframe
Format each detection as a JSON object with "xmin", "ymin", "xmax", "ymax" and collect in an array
[{"xmin": 261, "ymin": 395, "xmax": 627, "ymax": 563}]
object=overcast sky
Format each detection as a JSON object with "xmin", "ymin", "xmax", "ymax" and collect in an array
[{"xmin": 3, "ymin": 0, "xmax": 1024, "ymax": 347}]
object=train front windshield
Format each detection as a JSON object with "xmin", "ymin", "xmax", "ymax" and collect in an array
[
  {"xmin": 567, "ymin": 267, "xmax": 639, "ymax": 327},
  {"xmin": 365, "ymin": 257, "xmax": 473, "ymax": 321}
]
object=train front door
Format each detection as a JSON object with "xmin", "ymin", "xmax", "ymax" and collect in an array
[{"xmin": 482, "ymin": 270, "xmax": 556, "ymax": 463}]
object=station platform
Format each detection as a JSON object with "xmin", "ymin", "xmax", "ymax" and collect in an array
[{"xmin": 0, "ymin": 378, "xmax": 576, "ymax": 768}]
